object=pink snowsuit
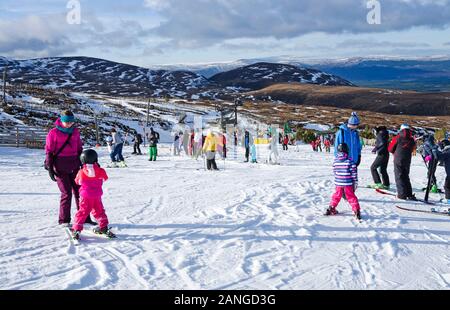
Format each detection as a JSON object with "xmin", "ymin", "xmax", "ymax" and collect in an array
[{"xmin": 72, "ymin": 164, "xmax": 109, "ymax": 232}]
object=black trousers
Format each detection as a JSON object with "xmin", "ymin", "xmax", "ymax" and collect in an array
[
  {"xmin": 445, "ymin": 176, "xmax": 450, "ymax": 200},
  {"xmin": 426, "ymin": 159, "xmax": 438, "ymax": 189},
  {"xmin": 245, "ymin": 147, "xmax": 250, "ymax": 161},
  {"xmin": 371, "ymin": 154, "xmax": 390, "ymax": 186},
  {"xmin": 207, "ymin": 159, "xmax": 218, "ymax": 170},
  {"xmin": 133, "ymin": 143, "xmax": 142, "ymax": 154},
  {"xmin": 283, "ymin": 144, "xmax": 288, "ymax": 150},
  {"xmin": 394, "ymin": 161, "xmax": 413, "ymax": 199}
]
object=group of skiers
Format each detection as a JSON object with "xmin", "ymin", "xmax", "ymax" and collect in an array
[
  {"xmin": 325, "ymin": 111, "xmax": 450, "ymax": 221},
  {"xmin": 44, "ymin": 109, "xmax": 449, "ymax": 240},
  {"xmin": 311, "ymin": 136, "xmax": 333, "ymax": 153}
]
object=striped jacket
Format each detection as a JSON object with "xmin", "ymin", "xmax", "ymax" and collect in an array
[{"xmin": 333, "ymin": 153, "xmax": 358, "ymax": 187}]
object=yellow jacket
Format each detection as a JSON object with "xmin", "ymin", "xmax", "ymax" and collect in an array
[{"xmin": 202, "ymin": 133, "xmax": 217, "ymax": 152}]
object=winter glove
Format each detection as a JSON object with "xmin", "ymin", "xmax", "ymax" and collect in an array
[
  {"xmin": 371, "ymin": 147, "xmax": 377, "ymax": 154},
  {"xmin": 425, "ymin": 155, "xmax": 432, "ymax": 163},
  {"xmin": 48, "ymin": 169, "xmax": 57, "ymax": 182},
  {"xmin": 353, "ymin": 182, "xmax": 358, "ymax": 192}
]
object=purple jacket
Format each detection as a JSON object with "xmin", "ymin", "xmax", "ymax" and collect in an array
[
  {"xmin": 333, "ymin": 153, "xmax": 358, "ymax": 187},
  {"xmin": 45, "ymin": 119, "xmax": 83, "ymax": 173}
]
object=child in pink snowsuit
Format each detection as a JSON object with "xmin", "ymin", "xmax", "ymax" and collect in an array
[
  {"xmin": 326, "ymin": 143, "xmax": 361, "ymax": 219},
  {"xmin": 72, "ymin": 153, "xmax": 110, "ymax": 234}
]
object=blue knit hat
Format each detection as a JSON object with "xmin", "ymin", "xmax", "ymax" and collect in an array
[{"xmin": 348, "ymin": 112, "xmax": 360, "ymax": 126}]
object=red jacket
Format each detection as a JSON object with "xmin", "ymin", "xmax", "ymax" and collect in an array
[{"xmin": 388, "ymin": 129, "xmax": 415, "ymax": 163}]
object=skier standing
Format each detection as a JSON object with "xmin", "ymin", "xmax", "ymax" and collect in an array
[
  {"xmin": 324, "ymin": 138, "xmax": 331, "ymax": 153},
  {"xmin": 388, "ymin": 124, "xmax": 417, "ymax": 200},
  {"xmin": 422, "ymin": 134, "xmax": 440, "ymax": 193},
  {"xmin": 283, "ymin": 135, "xmax": 289, "ymax": 151},
  {"xmin": 110, "ymin": 128, "xmax": 125, "ymax": 165},
  {"xmin": 71, "ymin": 149, "xmax": 115, "ymax": 240},
  {"xmin": 435, "ymin": 139, "xmax": 450, "ymax": 204},
  {"xmin": 250, "ymin": 143, "xmax": 258, "ymax": 163},
  {"xmin": 131, "ymin": 132, "xmax": 143, "ymax": 155},
  {"xmin": 45, "ymin": 110, "xmax": 95, "ymax": 226},
  {"xmin": 148, "ymin": 133, "xmax": 158, "ymax": 161},
  {"xmin": 150, "ymin": 127, "xmax": 160, "ymax": 157},
  {"xmin": 202, "ymin": 130, "xmax": 219, "ymax": 170},
  {"xmin": 267, "ymin": 133, "xmax": 279, "ymax": 165},
  {"xmin": 369, "ymin": 126, "xmax": 390, "ymax": 190},
  {"xmin": 334, "ymin": 112, "xmax": 362, "ymax": 167},
  {"xmin": 244, "ymin": 131, "xmax": 251, "ymax": 162},
  {"xmin": 325, "ymin": 143, "xmax": 361, "ymax": 220},
  {"xmin": 222, "ymin": 132, "xmax": 227, "ymax": 159},
  {"xmin": 173, "ymin": 132, "xmax": 180, "ymax": 156}
]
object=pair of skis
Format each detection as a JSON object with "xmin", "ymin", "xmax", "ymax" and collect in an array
[
  {"xmin": 375, "ymin": 188, "xmax": 450, "ymax": 216},
  {"xmin": 66, "ymin": 227, "xmax": 117, "ymax": 246}
]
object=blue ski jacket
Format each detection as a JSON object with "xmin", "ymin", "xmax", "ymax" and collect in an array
[{"xmin": 334, "ymin": 124, "xmax": 362, "ymax": 165}]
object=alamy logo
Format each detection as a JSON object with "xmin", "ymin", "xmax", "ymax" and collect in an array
[
  {"xmin": 367, "ymin": 0, "xmax": 381, "ymax": 25},
  {"xmin": 66, "ymin": 0, "xmax": 81, "ymax": 25}
]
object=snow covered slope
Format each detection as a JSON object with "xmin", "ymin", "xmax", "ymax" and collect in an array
[
  {"xmin": 0, "ymin": 57, "xmax": 209, "ymax": 98},
  {"xmin": 210, "ymin": 62, "xmax": 353, "ymax": 90},
  {"xmin": 0, "ymin": 145, "xmax": 449, "ymax": 289}
]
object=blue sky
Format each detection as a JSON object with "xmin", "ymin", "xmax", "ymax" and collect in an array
[{"xmin": 1, "ymin": 0, "xmax": 449, "ymax": 67}]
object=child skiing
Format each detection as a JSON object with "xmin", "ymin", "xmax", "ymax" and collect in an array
[
  {"xmin": 325, "ymin": 143, "xmax": 361, "ymax": 220},
  {"xmin": 72, "ymin": 149, "xmax": 116, "ymax": 240}
]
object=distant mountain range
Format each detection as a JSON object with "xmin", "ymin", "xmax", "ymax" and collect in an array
[
  {"xmin": 158, "ymin": 55, "xmax": 450, "ymax": 92},
  {"xmin": 0, "ymin": 56, "xmax": 351, "ymax": 99}
]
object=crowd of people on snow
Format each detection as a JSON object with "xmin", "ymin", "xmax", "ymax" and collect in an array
[
  {"xmin": 325, "ymin": 112, "xmax": 450, "ymax": 220},
  {"xmin": 44, "ymin": 109, "xmax": 450, "ymax": 239}
]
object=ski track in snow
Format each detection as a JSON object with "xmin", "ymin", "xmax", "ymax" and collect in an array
[{"xmin": 0, "ymin": 145, "xmax": 449, "ymax": 289}]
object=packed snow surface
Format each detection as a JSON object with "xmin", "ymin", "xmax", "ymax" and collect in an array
[{"xmin": 0, "ymin": 145, "xmax": 449, "ymax": 289}]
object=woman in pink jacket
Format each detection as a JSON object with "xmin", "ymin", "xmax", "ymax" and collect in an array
[{"xmin": 45, "ymin": 110, "xmax": 95, "ymax": 226}]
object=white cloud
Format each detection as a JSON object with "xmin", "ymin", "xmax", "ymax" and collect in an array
[{"xmin": 145, "ymin": 0, "xmax": 450, "ymax": 48}]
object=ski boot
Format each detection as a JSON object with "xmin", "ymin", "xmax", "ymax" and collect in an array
[
  {"xmin": 354, "ymin": 210, "xmax": 362, "ymax": 220},
  {"xmin": 369, "ymin": 183, "xmax": 383, "ymax": 189},
  {"xmin": 109, "ymin": 162, "xmax": 119, "ymax": 168},
  {"xmin": 93, "ymin": 226, "xmax": 117, "ymax": 239},
  {"xmin": 406, "ymin": 194, "xmax": 418, "ymax": 201},
  {"xmin": 324, "ymin": 207, "xmax": 339, "ymax": 216},
  {"xmin": 72, "ymin": 230, "xmax": 81, "ymax": 241},
  {"xmin": 119, "ymin": 161, "xmax": 128, "ymax": 168}
]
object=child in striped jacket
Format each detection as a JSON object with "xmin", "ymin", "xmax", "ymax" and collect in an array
[{"xmin": 326, "ymin": 143, "xmax": 361, "ymax": 220}]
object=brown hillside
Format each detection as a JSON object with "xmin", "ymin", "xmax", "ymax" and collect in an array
[{"xmin": 246, "ymin": 83, "xmax": 450, "ymax": 116}]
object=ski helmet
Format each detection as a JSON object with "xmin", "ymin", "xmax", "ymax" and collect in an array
[
  {"xmin": 80, "ymin": 149, "xmax": 98, "ymax": 165},
  {"xmin": 337, "ymin": 143, "xmax": 349, "ymax": 154}
]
